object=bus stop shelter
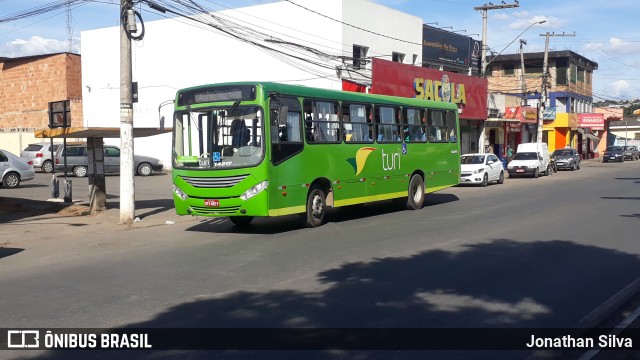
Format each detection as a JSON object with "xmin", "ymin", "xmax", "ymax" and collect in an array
[{"xmin": 35, "ymin": 127, "xmax": 171, "ymax": 214}]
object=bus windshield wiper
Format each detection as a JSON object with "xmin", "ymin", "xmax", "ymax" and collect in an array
[{"xmin": 229, "ymin": 100, "xmax": 241, "ymax": 116}]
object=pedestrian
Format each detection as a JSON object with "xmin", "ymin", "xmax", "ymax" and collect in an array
[
  {"xmin": 487, "ymin": 144, "xmax": 493, "ymax": 154},
  {"xmin": 506, "ymin": 144, "xmax": 514, "ymax": 163}
]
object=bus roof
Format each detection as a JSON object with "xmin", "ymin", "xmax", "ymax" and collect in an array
[{"xmin": 176, "ymin": 81, "xmax": 460, "ymax": 111}]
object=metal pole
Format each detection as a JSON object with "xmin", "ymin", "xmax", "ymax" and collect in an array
[
  {"xmin": 520, "ymin": 39, "xmax": 527, "ymax": 106},
  {"xmin": 480, "ymin": 9, "xmax": 488, "ymax": 77},
  {"xmin": 537, "ymin": 33, "xmax": 550, "ymax": 143},
  {"xmin": 120, "ymin": 0, "xmax": 135, "ymax": 224}
]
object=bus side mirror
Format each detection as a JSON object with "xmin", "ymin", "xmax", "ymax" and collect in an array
[
  {"xmin": 160, "ymin": 116, "xmax": 165, "ymax": 132},
  {"xmin": 278, "ymin": 106, "xmax": 289, "ymax": 125}
]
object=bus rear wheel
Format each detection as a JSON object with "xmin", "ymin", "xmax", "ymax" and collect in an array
[
  {"xmin": 229, "ymin": 216, "xmax": 253, "ymax": 227},
  {"xmin": 303, "ymin": 186, "xmax": 326, "ymax": 228},
  {"xmin": 406, "ymin": 174, "xmax": 425, "ymax": 210}
]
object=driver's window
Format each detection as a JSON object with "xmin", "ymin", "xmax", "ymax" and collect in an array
[{"xmin": 270, "ymin": 97, "xmax": 302, "ymax": 144}]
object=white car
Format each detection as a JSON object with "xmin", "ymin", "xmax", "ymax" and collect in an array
[{"xmin": 460, "ymin": 153, "xmax": 505, "ymax": 186}]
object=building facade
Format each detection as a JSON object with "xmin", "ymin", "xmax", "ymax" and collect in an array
[
  {"xmin": 0, "ymin": 53, "xmax": 83, "ymax": 154},
  {"xmin": 486, "ymin": 50, "xmax": 599, "ymax": 158}
]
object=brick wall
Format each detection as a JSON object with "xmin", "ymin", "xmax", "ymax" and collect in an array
[
  {"xmin": 488, "ymin": 65, "xmax": 593, "ymax": 97},
  {"xmin": 0, "ymin": 53, "xmax": 83, "ymax": 130}
]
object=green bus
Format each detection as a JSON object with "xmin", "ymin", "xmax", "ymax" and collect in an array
[{"xmin": 172, "ymin": 82, "xmax": 460, "ymax": 227}]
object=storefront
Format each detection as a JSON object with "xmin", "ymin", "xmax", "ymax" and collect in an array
[
  {"xmin": 577, "ymin": 113, "xmax": 604, "ymax": 159},
  {"xmin": 543, "ymin": 112, "xmax": 578, "ymax": 152}
]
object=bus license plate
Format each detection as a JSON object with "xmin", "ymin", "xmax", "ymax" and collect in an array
[
  {"xmin": 516, "ymin": 169, "xmax": 524, "ymax": 173},
  {"xmin": 204, "ymin": 199, "xmax": 220, "ymax": 207}
]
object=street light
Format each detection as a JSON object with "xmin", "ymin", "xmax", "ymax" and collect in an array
[{"xmin": 484, "ymin": 20, "xmax": 546, "ymax": 71}]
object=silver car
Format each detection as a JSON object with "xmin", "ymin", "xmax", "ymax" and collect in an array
[
  {"xmin": 55, "ymin": 144, "xmax": 164, "ymax": 177},
  {"xmin": 21, "ymin": 142, "xmax": 61, "ymax": 173},
  {"xmin": 0, "ymin": 149, "xmax": 36, "ymax": 188}
]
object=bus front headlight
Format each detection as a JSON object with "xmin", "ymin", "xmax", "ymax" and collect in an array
[
  {"xmin": 240, "ymin": 181, "xmax": 268, "ymax": 201},
  {"xmin": 172, "ymin": 184, "xmax": 188, "ymax": 200}
]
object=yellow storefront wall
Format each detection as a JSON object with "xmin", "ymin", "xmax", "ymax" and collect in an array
[{"xmin": 542, "ymin": 113, "xmax": 577, "ymax": 152}]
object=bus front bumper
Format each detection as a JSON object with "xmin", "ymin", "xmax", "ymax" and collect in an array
[{"xmin": 173, "ymin": 188, "xmax": 269, "ymax": 217}]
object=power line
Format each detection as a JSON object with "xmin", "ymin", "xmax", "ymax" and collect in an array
[{"xmin": 283, "ymin": 0, "xmax": 422, "ymax": 46}]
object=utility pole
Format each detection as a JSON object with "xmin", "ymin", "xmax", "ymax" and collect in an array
[
  {"xmin": 475, "ymin": 1, "xmax": 520, "ymax": 78},
  {"xmin": 474, "ymin": 1, "xmax": 519, "ymax": 153},
  {"xmin": 519, "ymin": 39, "xmax": 527, "ymax": 106},
  {"xmin": 120, "ymin": 0, "xmax": 135, "ymax": 224},
  {"xmin": 537, "ymin": 31, "xmax": 576, "ymax": 143}
]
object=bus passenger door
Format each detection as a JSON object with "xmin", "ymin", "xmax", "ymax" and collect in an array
[{"xmin": 269, "ymin": 97, "xmax": 305, "ymax": 211}]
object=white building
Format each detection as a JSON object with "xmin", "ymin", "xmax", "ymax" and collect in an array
[{"xmin": 81, "ymin": 0, "xmax": 424, "ymax": 166}]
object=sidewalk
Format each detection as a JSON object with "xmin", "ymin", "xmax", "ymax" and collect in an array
[{"xmin": 1, "ymin": 196, "xmax": 197, "ymax": 232}]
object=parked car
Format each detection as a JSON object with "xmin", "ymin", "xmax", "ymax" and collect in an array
[
  {"xmin": 507, "ymin": 142, "xmax": 553, "ymax": 178},
  {"xmin": 0, "ymin": 149, "xmax": 36, "ymax": 188},
  {"xmin": 603, "ymin": 146, "xmax": 624, "ymax": 163},
  {"xmin": 552, "ymin": 148, "xmax": 581, "ymax": 171},
  {"xmin": 20, "ymin": 142, "xmax": 61, "ymax": 173},
  {"xmin": 55, "ymin": 144, "xmax": 164, "ymax": 177},
  {"xmin": 623, "ymin": 146, "xmax": 639, "ymax": 161},
  {"xmin": 460, "ymin": 153, "xmax": 504, "ymax": 186}
]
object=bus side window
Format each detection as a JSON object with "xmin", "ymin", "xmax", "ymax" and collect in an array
[
  {"xmin": 304, "ymin": 100, "xmax": 340, "ymax": 143},
  {"xmin": 446, "ymin": 110, "xmax": 458, "ymax": 143},
  {"xmin": 404, "ymin": 108, "xmax": 425, "ymax": 143},
  {"xmin": 343, "ymin": 103, "xmax": 372, "ymax": 143},
  {"xmin": 376, "ymin": 106, "xmax": 401, "ymax": 143},
  {"xmin": 427, "ymin": 109, "xmax": 448, "ymax": 142}
]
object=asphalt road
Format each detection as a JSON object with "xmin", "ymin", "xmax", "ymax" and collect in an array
[{"xmin": 1, "ymin": 160, "xmax": 640, "ymax": 359}]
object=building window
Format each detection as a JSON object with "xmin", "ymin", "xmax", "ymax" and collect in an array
[
  {"xmin": 392, "ymin": 52, "xmax": 405, "ymax": 63},
  {"xmin": 353, "ymin": 45, "xmax": 369, "ymax": 70},
  {"xmin": 556, "ymin": 58, "xmax": 568, "ymax": 85},
  {"xmin": 503, "ymin": 64, "xmax": 515, "ymax": 76},
  {"xmin": 525, "ymin": 62, "xmax": 543, "ymax": 74},
  {"xmin": 577, "ymin": 67, "xmax": 585, "ymax": 82},
  {"xmin": 570, "ymin": 63, "xmax": 577, "ymax": 83}
]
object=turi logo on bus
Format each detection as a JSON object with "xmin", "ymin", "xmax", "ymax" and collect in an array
[
  {"xmin": 204, "ymin": 199, "xmax": 220, "ymax": 207},
  {"xmin": 413, "ymin": 74, "xmax": 466, "ymax": 105},
  {"xmin": 347, "ymin": 147, "xmax": 402, "ymax": 176},
  {"xmin": 382, "ymin": 149, "xmax": 401, "ymax": 171}
]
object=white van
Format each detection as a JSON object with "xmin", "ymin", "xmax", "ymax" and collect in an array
[{"xmin": 507, "ymin": 142, "xmax": 553, "ymax": 178}]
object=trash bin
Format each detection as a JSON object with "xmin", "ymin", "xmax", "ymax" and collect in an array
[{"xmin": 500, "ymin": 157, "xmax": 508, "ymax": 169}]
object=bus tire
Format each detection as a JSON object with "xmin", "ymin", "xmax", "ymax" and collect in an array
[
  {"xmin": 229, "ymin": 216, "xmax": 253, "ymax": 227},
  {"xmin": 406, "ymin": 174, "xmax": 425, "ymax": 210},
  {"xmin": 304, "ymin": 186, "xmax": 326, "ymax": 228}
]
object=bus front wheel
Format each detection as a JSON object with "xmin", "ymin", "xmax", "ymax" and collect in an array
[
  {"xmin": 406, "ymin": 174, "xmax": 425, "ymax": 210},
  {"xmin": 303, "ymin": 186, "xmax": 326, "ymax": 228},
  {"xmin": 229, "ymin": 216, "xmax": 253, "ymax": 227}
]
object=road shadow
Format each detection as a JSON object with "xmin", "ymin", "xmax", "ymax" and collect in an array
[
  {"xmin": 0, "ymin": 197, "xmax": 90, "ymax": 223},
  {"xmin": 601, "ymin": 196, "xmax": 640, "ymax": 201},
  {"xmin": 0, "ymin": 247, "xmax": 24, "ymax": 259},
  {"xmin": 185, "ymin": 194, "xmax": 460, "ymax": 235},
  {"xmin": 105, "ymin": 199, "xmax": 174, "ymax": 219},
  {"xmin": 29, "ymin": 239, "xmax": 640, "ymax": 359}
]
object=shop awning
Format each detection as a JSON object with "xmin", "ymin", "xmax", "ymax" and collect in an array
[{"xmin": 486, "ymin": 118, "xmax": 519, "ymax": 122}]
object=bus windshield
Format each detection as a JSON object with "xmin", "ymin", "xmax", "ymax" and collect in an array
[{"xmin": 173, "ymin": 105, "xmax": 264, "ymax": 169}]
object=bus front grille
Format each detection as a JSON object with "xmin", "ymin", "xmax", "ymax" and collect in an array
[
  {"xmin": 180, "ymin": 175, "xmax": 248, "ymax": 188},
  {"xmin": 190, "ymin": 205, "xmax": 241, "ymax": 215}
]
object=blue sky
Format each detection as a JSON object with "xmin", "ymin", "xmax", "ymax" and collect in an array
[{"xmin": 1, "ymin": 0, "xmax": 639, "ymax": 101}]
